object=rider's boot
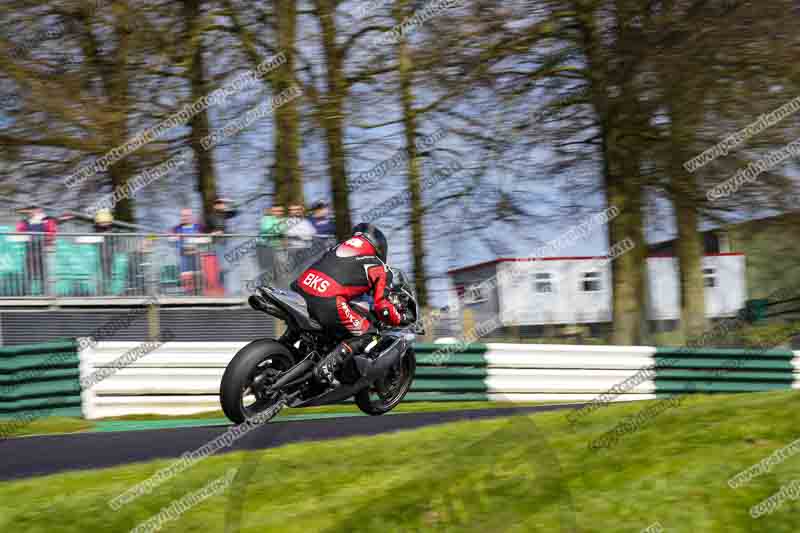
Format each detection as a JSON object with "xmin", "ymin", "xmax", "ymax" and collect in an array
[{"xmin": 314, "ymin": 335, "xmax": 376, "ymax": 387}]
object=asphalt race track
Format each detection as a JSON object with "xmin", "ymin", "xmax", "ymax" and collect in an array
[{"xmin": 0, "ymin": 404, "xmax": 583, "ymax": 482}]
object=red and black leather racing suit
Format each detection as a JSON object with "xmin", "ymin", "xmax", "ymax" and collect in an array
[{"xmin": 291, "ymin": 234, "xmax": 402, "ymax": 341}]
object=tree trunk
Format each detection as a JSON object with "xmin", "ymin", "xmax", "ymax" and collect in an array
[
  {"xmin": 108, "ymin": 11, "xmax": 134, "ymax": 223},
  {"xmin": 395, "ymin": 0, "xmax": 428, "ymax": 308},
  {"xmin": 324, "ymin": 107, "xmax": 351, "ymax": 239},
  {"xmin": 274, "ymin": 0, "xmax": 302, "ymax": 207},
  {"xmin": 316, "ymin": 0, "xmax": 351, "ymax": 239},
  {"xmin": 606, "ymin": 131, "xmax": 646, "ymax": 346},
  {"xmin": 674, "ymin": 195, "xmax": 706, "ymax": 338},
  {"xmin": 185, "ymin": 0, "xmax": 218, "ymax": 228},
  {"xmin": 668, "ymin": 85, "xmax": 707, "ymax": 340},
  {"xmin": 576, "ymin": 3, "xmax": 649, "ymax": 345}
]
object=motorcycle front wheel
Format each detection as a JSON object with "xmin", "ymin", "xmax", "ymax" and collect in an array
[{"xmin": 354, "ymin": 348, "xmax": 416, "ymax": 415}]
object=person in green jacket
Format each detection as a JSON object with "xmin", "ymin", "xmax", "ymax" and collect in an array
[{"xmin": 257, "ymin": 205, "xmax": 287, "ymax": 287}]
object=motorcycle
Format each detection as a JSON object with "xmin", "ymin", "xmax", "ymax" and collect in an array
[{"xmin": 220, "ymin": 267, "xmax": 421, "ymax": 424}]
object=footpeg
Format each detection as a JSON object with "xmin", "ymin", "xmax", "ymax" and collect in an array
[{"xmin": 314, "ymin": 351, "xmax": 343, "ymax": 387}]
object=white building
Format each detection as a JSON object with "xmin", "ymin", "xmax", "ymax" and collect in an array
[{"xmin": 448, "ymin": 253, "xmax": 747, "ymax": 329}]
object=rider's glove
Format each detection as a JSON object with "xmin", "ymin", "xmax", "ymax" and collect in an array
[
  {"xmin": 380, "ymin": 307, "xmax": 412, "ymax": 326},
  {"xmin": 400, "ymin": 310, "xmax": 414, "ymax": 326}
]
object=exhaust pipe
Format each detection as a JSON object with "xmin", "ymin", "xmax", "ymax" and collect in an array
[
  {"xmin": 249, "ymin": 294, "xmax": 289, "ymax": 321},
  {"xmin": 294, "ymin": 338, "xmax": 410, "ymax": 408}
]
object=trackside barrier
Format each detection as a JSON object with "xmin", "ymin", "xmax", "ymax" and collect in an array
[
  {"xmin": 412, "ymin": 343, "xmax": 659, "ymax": 403},
  {"xmin": 78, "ymin": 341, "xmax": 247, "ymax": 419},
  {"xmin": 654, "ymin": 346, "xmax": 794, "ymax": 393},
  {"xmin": 70, "ymin": 341, "xmax": 800, "ymax": 419},
  {"xmin": 0, "ymin": 339, "xmax": 83, "ymax": 419},
  {"xmin": 78, "ymin": 341, "xmax": 659, "ymax": 418}
]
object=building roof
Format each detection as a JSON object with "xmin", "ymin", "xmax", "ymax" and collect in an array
[
  {"xmin": 448, "ymin": 256, "xmax": 612, "ymax": 275},
  {"xmin": 447, "ymin": 253, "xmax": 744, "ymax": 276}
]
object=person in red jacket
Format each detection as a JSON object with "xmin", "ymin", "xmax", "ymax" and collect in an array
[
  {"xmin": 16, "ymin": 206, "xmax": 59, "ymax": 246},
  {"xmin": 16, "ymin": 206, "xmax": 62, "ymax": 295},
  {"xmin": 292, "ymin": 223, "xmax": 408, "ymax": 386}
]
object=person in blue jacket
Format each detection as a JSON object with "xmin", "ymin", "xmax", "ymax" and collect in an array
[
  {"xmin": 309, "ymin": 200, "xmax": 336, "ymax": 237},
  {"xmin": 172, "ymin": 208, "xmax": 206, "ymax": 293}
]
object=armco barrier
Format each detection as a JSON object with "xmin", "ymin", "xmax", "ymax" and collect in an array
[
  {"xmin": 0, "ymin": 339, "xmax": 83, "ymax": 419},
  {"xmin": 654, "ymin": 347, "xmax": 795, "ymax": 394},
  {"xmin": 78, "ymin": 341, "xmax": 659, "ymax": 418},
  {"xmin": 412, "ymin": 343, "xmax": 659, "ymax": 403},
  {"xmin": 73, "ymin": 340, "xmax": 800, "ymax": 419},
  {"xmin": 79, "ymin": 341, "xmax": 246, "ymax": 419}
]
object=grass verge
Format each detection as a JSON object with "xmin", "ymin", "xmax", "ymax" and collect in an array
[
  {"xmin": 0, "ymin": 417, "xmax": 94, "ymax": 439},
  {"xmin": 2, "ymin": 390, "xmax": 800, "ymax": 531}
]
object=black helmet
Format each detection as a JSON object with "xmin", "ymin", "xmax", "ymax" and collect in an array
[{"xmin": 351, "ymin": 223, "xmax": 388, "ymax": 262}]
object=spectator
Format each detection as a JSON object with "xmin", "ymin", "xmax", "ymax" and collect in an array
[
  {"xmin": 309, "ymin": 200, "xmax": 336, "ymax": 237},
  {"xmin": 256, "ymin": 205, "xmax": 286, "ymax": 288},
  {"xmin": 308, "ymin": 200, "xmax": 337, "ymax": 268},
  {"xmin": 14, "ymin": 206, "xmax": 32, "ymax": 229},
  {"xmin": 260, "ymin": 205, "xmax": 286, "ymax": 240},
  {"xmin": 172, "ymin": 208, "xmax": 205, "ymax": 295},
  {"xmin": 207, "ymin": 197, "xmax": 239, "ymax": 294},
  {"xmin": 208, "ymin": 197, "xmax": 239, "ymax": 234},
  {"xmin": 16, "ymin": 206, "xmax": 58, "ymax": 246},
  {"xmin": 93, "ymin": 208, "xmax": 114, "ymax": 233},
  {"xmin": 285, "ymin": 203, "xmax": 316, "ymax": 280},
  {"xmin": 16, "ymin": 206, "xmax": 60, "ymax": 296},
  {"xmin": 94, "ymin": 209, "xmax": 115, "ymax": 293}
]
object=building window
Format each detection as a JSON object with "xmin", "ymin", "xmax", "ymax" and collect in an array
[
  {"xmin": 703, "ymin": 267, "xmax": 717, "ymax": 288},
  {"xmin": 463, "ymin": 282, "xmax": 489, "ymax": 304},
  {"xmin": 581, "ymin": 271, "xmax": 602, "ymax": 292},
  {"xmin": 534, "ymin": 272, "xmax": 553, "ymax": 293}
]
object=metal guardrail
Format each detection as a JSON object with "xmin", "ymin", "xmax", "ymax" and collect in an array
[
  {"xmin": 0, "ymin": 339, "xmax": 83, "ymax": 418},
  {"xmin": 76, "ymin": 341, "xmax": 800, "ymax": 419},
  {"xmin": 0, "ymin": 232, "xmax": 336, "ymax": 301},
  {"xmin": 0, "ymin": 338, "xmax": 793, "ymax": 419},
  {"xmin": 77, "ymin": 341, "xmax": 662, "ymax": 418}
]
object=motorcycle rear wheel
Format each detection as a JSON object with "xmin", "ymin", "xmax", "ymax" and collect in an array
[
  {"xmin": 354, "ymin": 349, "xmax": 416, "ymax": 415},
  {"xmin": 220, "ymin": 339, "xmax": 295, "ymax": 424}
]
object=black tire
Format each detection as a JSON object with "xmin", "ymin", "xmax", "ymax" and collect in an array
[
  {"xmin": 355, "ymin": 348, "xmax": 416, "ymax": 416},
  {"xmin": 220, "ymin": 339, "xmax": 295, "ymax": 424}
]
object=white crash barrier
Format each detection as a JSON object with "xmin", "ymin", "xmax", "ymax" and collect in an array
[
  {"xmin": 79, "ymin": 341, "xmax": 242, "ymax": 419},
  {"xmin": 481, "ymin": 344, "xmax": 656, "ymax": 400},
  {"xmin": 79, "ymin": 340, "xmax": 659, "ymax": 419}
]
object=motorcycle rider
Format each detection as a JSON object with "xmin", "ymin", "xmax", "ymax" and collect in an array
[{"xmin": 291, "ymin": 223, "xmax": 410, "ymax": 386}]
